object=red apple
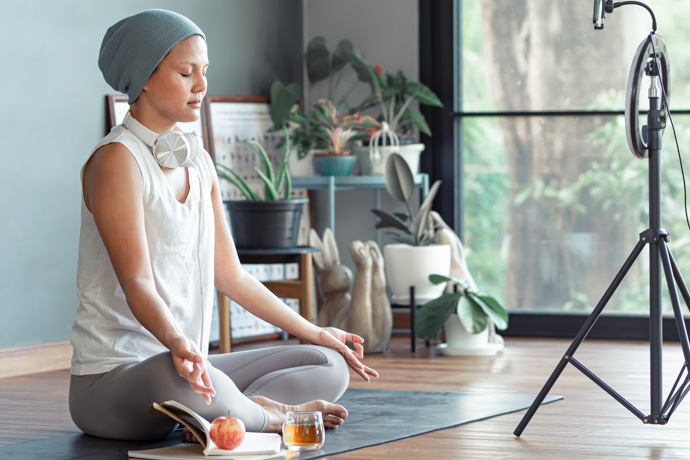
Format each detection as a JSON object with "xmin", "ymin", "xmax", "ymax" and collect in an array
[{"xmin": 210, "ymin": 412, "xmax": 246, "ymax": 450}]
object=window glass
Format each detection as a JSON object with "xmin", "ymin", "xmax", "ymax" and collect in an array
[
  {"xmin": 462, "ymin": 114, "xmax": 690, "ymax": 316},
  {"xmin": 462, "ymin": 1, "xmax": 690, "ymax": 112}
]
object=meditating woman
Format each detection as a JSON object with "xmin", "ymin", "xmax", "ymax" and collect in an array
[{"xmin": 69, "ymin": 9, "xmax": 378, "ymax": 441}]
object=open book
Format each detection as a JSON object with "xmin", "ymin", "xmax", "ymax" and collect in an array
[{"xmin": 128, "ymin": 400, "xmax": 284, "ymax": 460}]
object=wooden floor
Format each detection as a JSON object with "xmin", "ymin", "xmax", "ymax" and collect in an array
[{"xmin": 3, "ymin": 336, "xmax": 690, "ymax": 459}]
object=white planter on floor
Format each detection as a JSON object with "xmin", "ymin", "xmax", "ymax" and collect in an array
[
  {"xmin": 383, "ymin": 244, "xmax": 451, "ymax": 304},
  {"xmin": 437, "ymin": 314, "xmax": 504, "ymax": 357}
]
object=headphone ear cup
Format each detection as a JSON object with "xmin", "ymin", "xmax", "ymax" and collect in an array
[
  {"xmin": 181, "ymin": 133, "xmax": 200, "ymax": 166},
  {"xmin": 153, "ymin": 131, "xmax": 199, "ymax": 168}
]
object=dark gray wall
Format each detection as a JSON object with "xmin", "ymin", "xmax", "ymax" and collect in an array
[
  {"xmin": 304, "ymin": 0, "xmax": 420, "ymax": 273},
  {"xmin": 0, "ymin": 0, "xmax": 303, "ymax": 348}
]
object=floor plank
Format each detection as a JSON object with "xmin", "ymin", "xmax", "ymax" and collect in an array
[{"xmin": 2, "ymin": 336, "xmax": 690, "ymax": 459}]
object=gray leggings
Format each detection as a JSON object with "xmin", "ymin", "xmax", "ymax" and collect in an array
[{"xmin": 69, "ymin": 345, "xmax": 349, "ymax": 440}]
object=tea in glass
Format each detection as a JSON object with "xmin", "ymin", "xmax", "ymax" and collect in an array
[{"xmin": 282, "ymin": 411, "xmax": 324, "ymax": 451}]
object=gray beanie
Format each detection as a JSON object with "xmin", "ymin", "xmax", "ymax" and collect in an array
[{"xmin": 99, "ymin": 9, "xmax": 205, "ymax": 103}]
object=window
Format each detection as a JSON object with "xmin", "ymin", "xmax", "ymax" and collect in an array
[{"xmin": 422, "ymin": 0, "xmax": 690, "ymax": 338}]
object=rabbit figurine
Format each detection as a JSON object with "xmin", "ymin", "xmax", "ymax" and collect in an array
[
  {"xmin": 309, "ymin": 228, "xmax": 352, "ymax": 329},
  {"xmin": 349, "ymin": 240, "xmax": 392, "ymax": 353}
]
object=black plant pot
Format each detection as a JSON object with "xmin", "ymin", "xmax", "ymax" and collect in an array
[{"xmin": 224, "ymin": 198, "xmax": 308, "ymax": 249}]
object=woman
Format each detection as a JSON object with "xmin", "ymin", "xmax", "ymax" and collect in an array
[{"xmin": 69, "ymin": 9, "xmax": 378, "ymax": 441}]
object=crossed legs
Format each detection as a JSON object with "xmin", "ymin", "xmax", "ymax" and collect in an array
[{"xmin": 69, "ymin": 344, "xmax": 350, "ymax": 440}]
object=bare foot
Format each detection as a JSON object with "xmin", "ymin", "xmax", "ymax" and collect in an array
[
  {"xmin": 181, "ymin": 427, "xmax": 201, "ymax": 443},
  {"xmin": 249, "ymin": 395, "xmax": 348, "ymax": 432}
]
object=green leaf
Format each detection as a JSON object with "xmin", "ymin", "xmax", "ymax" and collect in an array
[
  {"xmin": 247, "ymin": 140, "xmax": 275, "ymax": 186},
  {"xmin": 414, "ymin": 293, "xmax": 462, "ymax": 341},
  {"xmin": 471, "ymin": 292, "xmax": 509, "ymax": 330},
  {"xmin": 216, "ymin": 164, "xmax": 260, "ymax": 201},
  {"xmin": 428, "ymin": 273, "xmax": 471, "ymax": 290},
  {"xmin": 410, "ymin": 180, "xmax": 442, "ymax": 244},
  {"xmin": 346, "ymin": 50, "xmax": 380, "ymax": 94},
  {"xmin": 405, "ymin": 109, "xmax": 431, "ymax": 136},
  {"xmin": 306, "ymin": 36, "xmax": 332, "ymax": 83},
  {"xmin": 332, "ymin": 40, "xmax": 354, "ymax": 73},
  {"xmin": 458, "ymin": 296, "xmax": 489, "ymax": 334},
  {"xmin": 384, "ymin": 153, "xmax": 415, "ymax": 204},
  {"xmin": 255, "ymin": 168, "xmax": 279, "ymax": 200},
  {"xmin": 371, "ymin": 209, "xmax": 411, "ymax": 233},
  {"xmin": 406, "ymin": 81, "xmax": 443, "ymax": 107},
  {"xmin": 269, "ymin": 81, "xmax": 300, "ymax": 128}
]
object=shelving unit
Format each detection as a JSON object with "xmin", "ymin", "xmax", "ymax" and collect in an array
[{"xmin": 292, "ymin": 174, "xmax": 430, "ymax": 234}]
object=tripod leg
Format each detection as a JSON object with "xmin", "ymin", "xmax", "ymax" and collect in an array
[
  {"xmin": 660, "ymin": 240, "xmax": 690, "ymax": 363},
  {"xmin": 514, "ymin": 238, "xmax": 646, "ymax": 437},
  {"xmin": 669, "ymin": 248, "xmax": 690, "ymax": 316}
]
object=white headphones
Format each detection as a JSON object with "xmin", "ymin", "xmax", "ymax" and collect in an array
[{"xmin": 122, "ymin": 112, "xmax": 200, "ymax": 168}]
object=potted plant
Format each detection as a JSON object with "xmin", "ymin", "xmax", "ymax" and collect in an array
[
  {"xmin": 216, "ymin": 127, "xmax": 307, "ymax": 249},
  {"xmin": 348, "ymin": 57, "xmax": 444, "ymax": 175},
  {"xmin": 270, "ymin": 94, "xmax": 379, "ymax": 176},
  {"xmin": 414, "ymin": 274, "xmax": 508, "ymax": 356},
  {"xmin": 371, "ymin": 153, "xmax": 449, "ymax": 302}
]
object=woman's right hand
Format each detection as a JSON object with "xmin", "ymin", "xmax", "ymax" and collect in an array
[{"xmin": 169, "ymin": 336, "xmax": 216, "ymax": 404}]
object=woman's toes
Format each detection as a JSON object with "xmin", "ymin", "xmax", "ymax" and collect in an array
[{"xmin": 323, "ymin": 414, "xmax": 344, "ymax": 428}]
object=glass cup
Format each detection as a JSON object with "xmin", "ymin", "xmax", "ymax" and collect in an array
[{"xmin": 282, "ymin": 411, "xmax": 325, "ymax": 451}]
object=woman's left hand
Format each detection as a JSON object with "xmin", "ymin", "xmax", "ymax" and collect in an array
[{"xmin": 318, "ymin": 327, "xmax": 379, "ymax": 382}]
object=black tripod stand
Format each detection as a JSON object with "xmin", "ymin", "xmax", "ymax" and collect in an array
[{"xmin": 514, "ymin": 39, "xmax": 690, "ymax": 437}]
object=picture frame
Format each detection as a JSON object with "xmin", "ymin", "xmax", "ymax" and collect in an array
[
  {"xmin": 205, "ymin": 95, "xmax": 277, "ymax": 200},
  {"xmin": 205, "ymin": 95, "xmax": 310, "ymax": 241}
]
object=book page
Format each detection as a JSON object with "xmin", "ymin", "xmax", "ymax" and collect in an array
[
  {"xmin": 150, "ymin": 401, "xmax": 283, "ymax": 456},
  {"xmin": 152, "ymin": 401, "xmax": 211, "ymax": 449}
]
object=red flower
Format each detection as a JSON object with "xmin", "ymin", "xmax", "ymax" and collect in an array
[{"xmin": 374, "ymin": 65, "xmax": 382, "ymax": 75}]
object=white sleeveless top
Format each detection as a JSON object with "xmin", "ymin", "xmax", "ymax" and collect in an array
[{"xmin": 70, "ymin": 121, "xmax": 215, "ymax": 375}]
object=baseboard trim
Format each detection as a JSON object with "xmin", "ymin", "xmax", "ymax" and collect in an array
[{"xmin": 0, "ymin": 340, "xmax": 72, "ymax": 379}]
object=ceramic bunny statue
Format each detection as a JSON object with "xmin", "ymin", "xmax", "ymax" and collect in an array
[
  {"xmin": 309, "ymin": 228, "xmax": 352, "ymax": 329},
  {"xmin": 349, "ymin": 240, "xmax": 393, "ymax": 353},
  {"xmin": 429, "ymin": 211, "xmax": 504, "ymax": 346}
]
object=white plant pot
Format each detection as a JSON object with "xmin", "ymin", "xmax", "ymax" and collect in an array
[
  {"xmin": 383, "ymin": 244, "xmax": 451, "ymax": 304},
  {"xmin": 288, "ymin": 149, "xmax": 316, "ymax": 177},
  {"xmin": 437, "ymin": 314, "xmax": 503, "ymax": 357},
  {"xmin": 355, "ymin": 143, "xmax": 425, "ymax": 175}
]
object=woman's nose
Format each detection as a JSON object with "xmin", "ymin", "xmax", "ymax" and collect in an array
[{"xmin": 194, "ymin": 72, "xmax": 207, "ymax": 94}]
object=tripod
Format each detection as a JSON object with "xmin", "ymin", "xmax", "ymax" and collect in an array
[{"xmin": 514, "ymin": 41, "xmax": 690, "ymax": 437}]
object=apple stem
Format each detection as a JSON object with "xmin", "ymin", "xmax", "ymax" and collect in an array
[{"xmin": 228, "ymin": 410, "xmax": 231, "ymax": 417}]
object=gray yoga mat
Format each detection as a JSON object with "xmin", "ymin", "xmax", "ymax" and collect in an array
[{"xmin": 0, "ymin": 388, "xmax": 562, "ymax": 459}]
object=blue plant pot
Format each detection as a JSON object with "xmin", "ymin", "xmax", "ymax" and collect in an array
[{"xmin": 313, "ymin": 154, "xmax": 357, "ymax": 176}]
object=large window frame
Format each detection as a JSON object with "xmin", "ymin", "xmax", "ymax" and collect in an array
[{"xmin": 419, "ymin": 0, "xmax": 690, "ymax": 340}]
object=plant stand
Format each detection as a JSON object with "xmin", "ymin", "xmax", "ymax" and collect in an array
[{"xmin": 391, "ymin": 286, "xmax": 431, "ymax": 353}]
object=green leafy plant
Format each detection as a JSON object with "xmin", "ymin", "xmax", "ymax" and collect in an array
[
  {"xmin": 414, "ymin": 274, "xmax": 509, "ymax": 341},
  {"xmin": 270, "ymin": 93, "xmax": 379, "ymax": 158},
  {"xmin": 215, "ymin": 126, "xmax": 293, "ymax": 201},
  {"xmin": 348, "ymin": 57, "xmax": 444, "ymax": 138},
  {"xmin": 371, "ymin": 153, "xmax": 441, "ymax": 245}
]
